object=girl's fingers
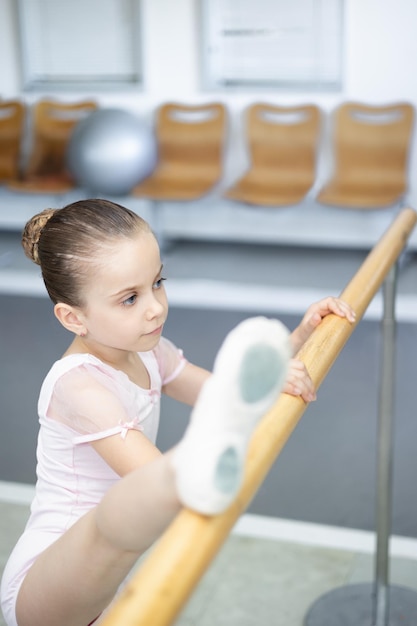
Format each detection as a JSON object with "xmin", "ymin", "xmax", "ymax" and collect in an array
[
  {"xmin": 307, "ymin": 298, "xmax": 356, "ymax": 326},
  {"xmin": 323, "ymin": 297, "xmax": 356, "ymax": 322},
  {"xmin": 284, "ymin": 360, "xmax": 317, "ymax": 401}
]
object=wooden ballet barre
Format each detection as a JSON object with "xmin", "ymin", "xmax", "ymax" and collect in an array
[{"xmin": 101, "ymin": 207, "xmax": 417, "ymax": 626}]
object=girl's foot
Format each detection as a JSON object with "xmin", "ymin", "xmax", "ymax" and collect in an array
[{"xmin": 173, "ymin": 317, "xmax": 291, "ymax": 515}]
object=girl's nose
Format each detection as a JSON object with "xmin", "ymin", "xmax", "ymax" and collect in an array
[{"xmin": 145, "ymin": 294, "xmax": 164, "ymax": 320}]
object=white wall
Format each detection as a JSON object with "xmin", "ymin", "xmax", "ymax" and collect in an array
[
  {"xmin": 1, "ymin": 0, "xmax": 417, "ymax": 204},
  {"xmin": 0, "ymin": 0, "xmax": 21, "ymax": 90}
]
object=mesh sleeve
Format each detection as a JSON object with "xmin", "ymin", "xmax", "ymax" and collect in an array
[
  {"xmin": 46, "ymin": 362, "xmax": 147, "ymax": 441},
  {"xmin": 153, "ymin": 336, "xmax": 187, "ymax": 385}
]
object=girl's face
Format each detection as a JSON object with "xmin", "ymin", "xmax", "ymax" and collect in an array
[{"xmin": 78, "ymin": 231, "xmax": 168, "ymax": 356}]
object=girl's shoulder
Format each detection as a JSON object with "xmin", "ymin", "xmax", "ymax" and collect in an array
[
  {"xmin": 39, "ymin": 353, "xmax": 132, "ymax": 408},
  {"xmin": 43, "ymin": 353, "xmax": 111, "ymax": 386},
  {"xmin": 39, "ymin": 353, "xmax": 161, "ymax": 442}
]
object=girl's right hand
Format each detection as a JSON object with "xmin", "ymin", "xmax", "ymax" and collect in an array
[{"xmin": 283, "ymin": 358, "xmax": 316, "ymax": 402}]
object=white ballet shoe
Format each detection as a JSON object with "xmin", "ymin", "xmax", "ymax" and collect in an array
[{"xmin": 173, "ymin": 316, "xmax": 291, "ymax": 515}]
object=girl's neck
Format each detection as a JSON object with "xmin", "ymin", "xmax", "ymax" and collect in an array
[{"xmin": 62, "ymin": 337, "xmax": 150, "ymax": 388}]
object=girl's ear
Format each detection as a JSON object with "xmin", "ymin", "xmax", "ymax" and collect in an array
[{"xmin": 54, "ymin": 303, "xmax": 87, "ymax": 336}]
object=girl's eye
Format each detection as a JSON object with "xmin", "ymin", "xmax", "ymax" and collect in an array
[
  {"xmin": 122, "ymin": 294, "xmax": 137, "ymax": 306},
  {"xmin": 153, "ymin": 277, "xmax": 167, "ymax": 290}
]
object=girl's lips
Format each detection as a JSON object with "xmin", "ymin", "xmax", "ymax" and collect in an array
[{"xmin": 148, "ymin": 325, "xmax": 163, "ymax": 336}]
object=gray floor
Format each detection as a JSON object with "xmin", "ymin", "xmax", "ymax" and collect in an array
[{"xmin": 1, "ymin": 501, "xmax": 417, "ymax": 626}]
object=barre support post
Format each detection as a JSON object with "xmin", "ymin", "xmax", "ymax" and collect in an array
[
  {"xmin": 374, "ymin": 263, "xmax": 397, "ymax": 626},
  {"xmin": 305, "ymin": 260, "xmax": 417, "ymax": 626}
]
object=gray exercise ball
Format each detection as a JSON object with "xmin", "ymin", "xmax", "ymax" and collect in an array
[{"xmin": 67, "ymin": 108, "xmax": 158, "ymax": 196}]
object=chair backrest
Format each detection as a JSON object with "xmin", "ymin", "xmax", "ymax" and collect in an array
[
  {"xmin": 330, "ymin": 102, "xmax": 414, "ymax": 190},
  {"xmin": 25, "ymin": 98, "xmax": 97, "ymax": 178},
  {"xmin": 246, "ymin": 103, "xmax": 321, "ymax": 183},
  {"xmin": 0, "ymin": 100, "xmax": 25, "ymax": 181},
  {"xmin": 155, "ymin": 102, "xmax": 226, "ymax": 179}
]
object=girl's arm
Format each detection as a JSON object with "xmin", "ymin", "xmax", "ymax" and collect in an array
[
  {"xmin": 163, "ymin": 299, "xmax": 355, "ymax": 408},
  {"xmin": 92, "ymin": 363, "xmax": 211, "ymax": 476},
  {"xmin": 92, "ymin": 429, "xmax": 163, "ymax": 476},
  {"xmin": 164, "ymin": 349, "xmax": 319, "ymax": 404},
  {"xmin": 163, "ymin": 362, "xmax": 211, "ymax": 406}
]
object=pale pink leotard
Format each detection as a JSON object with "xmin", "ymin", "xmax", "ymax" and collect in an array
[{"xmin": 0, "ymin": 337, "xmax": 186, "ymax": 626}]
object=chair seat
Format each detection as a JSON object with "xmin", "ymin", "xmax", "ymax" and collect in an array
[
  {"xmin": 133, "ymin": 167, "xmax": 221, "ymax": 200},
  {"xmin": 7, "ymin": 174, "xmax": 75, "ymax": 194},
  {"xmin": 0, "ymin": 158, "xmax": 19, "ymax": 183},
  {"xmin": 225, "ymin": 170, "xmax": 315, "ymax": 207},
  {"xmin": 317, "ymin": 181, "xmax": 405, "ymax": 209}
]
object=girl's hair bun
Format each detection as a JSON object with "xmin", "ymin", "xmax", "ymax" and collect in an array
[{"xmin": 21, "ymin": 208, "xmax": 56, "ymax": 265}]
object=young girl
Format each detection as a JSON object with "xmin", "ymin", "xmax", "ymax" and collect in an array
[{"xmin": 1, "ymin": 199, "xmax": 355, "ymax": 626}]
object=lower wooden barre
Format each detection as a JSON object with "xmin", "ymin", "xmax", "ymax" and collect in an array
[{"xmin": 100, "ymin": 207, "xmax": 417, "ymax": 626}]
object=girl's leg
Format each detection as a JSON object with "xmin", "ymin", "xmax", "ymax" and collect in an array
[
  {"xmin": 16, "ymin": 453, "xmax": 181, "ymax": 626},
  {"xmin": 15, "ymin": 316, "xmax": 290, "ymax": 626}
]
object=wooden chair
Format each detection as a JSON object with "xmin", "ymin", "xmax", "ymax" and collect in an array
[
  {"xmin": 132, "ymin": 102, "xmax": 227, "ymax": 200},
  {"xmin": 8, "ymin": 98, "xmax": 97, "ymax": 193},
  {"xmin": 317, "ymin": 102, "xmax": 415, "ymax": 209},
  {"xmin": 224, "ymin": 103, "xmax": 321, "ymax": 207},
  {"xmin": 0, "ymin": 100, "xmax": 25, "ymax": 183}
]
